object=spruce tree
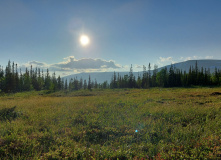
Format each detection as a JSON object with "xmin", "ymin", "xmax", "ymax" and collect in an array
[
  {"xmin": 23, "ymin": 68, "xmax": 31, "ymax": 91},
  {"xmin": 44, "ymin": 69, "xmax": 51, "ymax": 90},
  {"xmin": 57, "ymin": 76, "xmax": 62, "ymax": 90},
  {"xmin": 142, "ymin": 65, "xmax": 147, "ymax": 88},
  {"xmin": 64, "ymin": 79, "xmax": 68, "ymax": 90},
  {"xmin": 79, "ymin": 77, "xmax": 83, "ymax": 89},
  {"xmin": 83, "ymin": 79, "xmax": 87, "ymax": 90},
  {"xmin": 0, "ymin": 66, "xmax": 4, "ymax": 92},
  {"xmin": 94, "ymin": 79, "xmax": 98, "ymax": 89},
  {"xmin": 15, "ymin": 64, "xmax": 19, "ymax": 92},
  {"xmin": 152, "ymin": 64, "xmax": 158, "ymax": 87},
  {"xmin": 129, "ymin": 64, "xmax": 134, "ymax": 88},
  {"xmin": 88, "ymin": 75, "xmax": 92, "ymax": 90},
  {"xmin": 148, "ymin": 63, "xmax": 151, "ymax": 87}
]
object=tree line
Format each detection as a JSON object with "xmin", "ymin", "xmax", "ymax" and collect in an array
[
  {"xmin": 0, "ymin": 60, "xmax": 221, "ymax": 93},
  {"xmin": 0, "ymin": 61, "xmax": 62, "ymax": 93},
  {"xmin": 110, "ymin": 62, "xmax": 221, "ymax": 89},
  {"xmin": 0, "ymin": 60, "xmax": 110, "ymax": 93}
]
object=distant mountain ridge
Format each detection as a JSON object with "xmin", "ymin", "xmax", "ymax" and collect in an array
[
  {"xmin": 63, "ymin": 60, "xmax": 221, "ymax": 84},
  {"xmin": 161, "ymin": 59, "xmax": 221, "ymax": 72}
]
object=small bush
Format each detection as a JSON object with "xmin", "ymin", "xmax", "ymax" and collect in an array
[{"xmin": 0, "ymin": 106, "xmax": 20, "ymax": 121}]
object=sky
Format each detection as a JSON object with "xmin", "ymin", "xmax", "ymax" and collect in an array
[{"xmin": 1, "ymin": 0, "xmax": 221, "ymax": 76}]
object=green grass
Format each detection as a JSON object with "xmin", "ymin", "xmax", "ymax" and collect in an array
[{"xmin": 0, "ymin": 88, "xmax": 221, "ymax": 159}]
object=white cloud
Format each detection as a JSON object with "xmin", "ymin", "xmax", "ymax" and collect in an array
[
  {"xmin": 180, "ymin": 55, "xmax": 214, "ymax": 61},
  {"xmin": 19, "ymin": 61, "xmax": 49, "ymax": 72},
  {"xmin": 52, "ymin": 56, "xmax": 121, "ymax": 70},
  {"xmin": 205, "ymin": 56, "xmax": 214, "ymax": 59},
  {"xmin": 157, "ymin": 56, "xmax": 176, "ymax": 67},
  {"xmin": 135, "ymin": 64, "xmax": 142, "ymax": 68},
  {"xmin": 159, "ymin": 57, "xmax": 173, "ymax": 62},
  {"xmin": 18, "ymin": 56, "xmax": 122, "ymax": 75}
]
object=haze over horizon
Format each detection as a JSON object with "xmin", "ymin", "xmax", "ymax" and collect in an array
[{"xmin": 1, "ymin": 0, "xmax": 221, "ymax": 76}]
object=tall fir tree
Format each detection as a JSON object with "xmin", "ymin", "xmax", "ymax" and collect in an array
[{"xmin": 88, "ymin": 75, "xmax": 92, "ymax": 90}]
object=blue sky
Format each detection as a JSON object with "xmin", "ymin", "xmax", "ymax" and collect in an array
[{"xmin": 1, "ymin": 0, "xmax": 221, "ymax": 76}]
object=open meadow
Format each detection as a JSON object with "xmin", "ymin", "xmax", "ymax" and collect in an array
[{"xmin": 0, "ymin": 87, "xmax": 221, "ymax": 159}]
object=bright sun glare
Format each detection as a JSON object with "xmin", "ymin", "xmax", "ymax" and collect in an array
[{"xmin": 80, "ymin": 35, "xmax": 90, "ymax": 46}]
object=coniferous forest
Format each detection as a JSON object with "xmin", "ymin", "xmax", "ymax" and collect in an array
[{"xmin": 0, "ymin": 60, "xmax": 221, "ymax": 93}]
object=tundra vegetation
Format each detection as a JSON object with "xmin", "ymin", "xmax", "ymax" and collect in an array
[{"xmin": 0, "ymin": 87, "xmax": 221, "ymax": 159}]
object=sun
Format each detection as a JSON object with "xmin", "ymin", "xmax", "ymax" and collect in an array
[{"xmin": 80, "ymin": 35, "xmax": 90, "ymax": 46}]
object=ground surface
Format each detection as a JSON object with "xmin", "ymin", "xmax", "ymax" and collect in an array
[{"xmin": 0, "ymin": 88, "xmax": 221, "ymax": 159}]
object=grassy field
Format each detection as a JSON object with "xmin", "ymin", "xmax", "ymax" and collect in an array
[{"xmin": 0, "ymin": 87, "xmax": 221, "ymax": 159}]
